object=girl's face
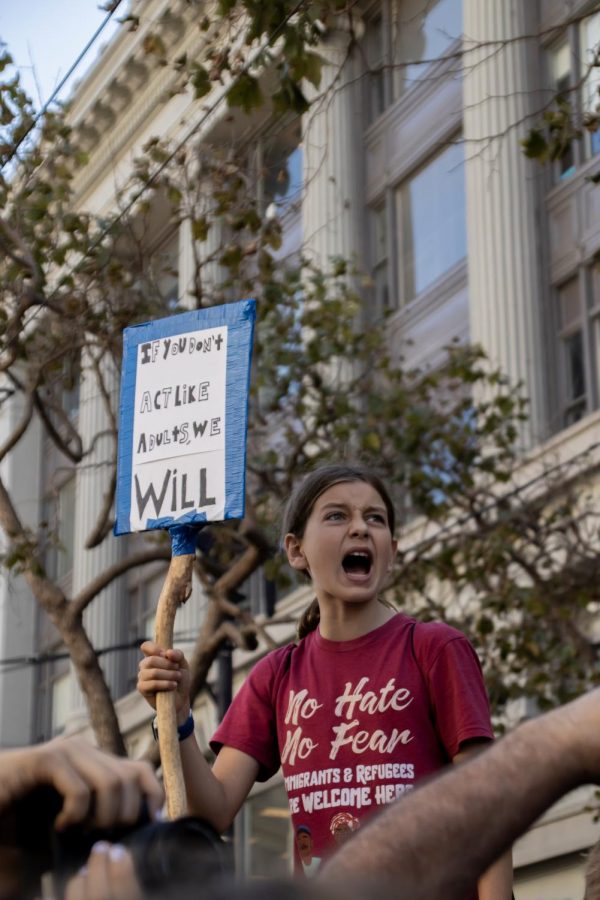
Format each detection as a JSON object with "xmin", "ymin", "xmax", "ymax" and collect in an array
[{"xmin": 284, "ymin": 480, "xmax": 397, "ymax": 607}]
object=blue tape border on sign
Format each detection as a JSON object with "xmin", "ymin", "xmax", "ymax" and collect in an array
[{"xmin": 115, "ymin": 298, "xmax": 256, "ymax": 538}]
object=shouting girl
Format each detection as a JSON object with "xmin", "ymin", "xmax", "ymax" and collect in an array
[{"xmin": 138, "ymin": 464, "xmax": 512, "ymax": 897}]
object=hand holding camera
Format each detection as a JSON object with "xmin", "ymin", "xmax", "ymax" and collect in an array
[{"xmin": 0, "ymin": 735, "xmax": 164, "ymax": 831}]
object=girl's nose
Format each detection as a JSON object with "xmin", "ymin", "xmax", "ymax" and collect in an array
[{"xmin": 350, "ymin": 515, "xmax": 368, "ymax": 535}]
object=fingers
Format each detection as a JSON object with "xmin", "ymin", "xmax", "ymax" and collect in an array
[
  {"xmin": 90, "ymin": 757, "xmax": 164, "ymax": 828},
  {"xmin": 65, "ymin": 842, "xmax": 142, "ymax": 900},
  {"xmin": 137, "ymin": 657, "xmax": 182, "ymax": 705},
  {"xmin": 36, "ymin": 737, "xmax": 164, "ymax": 831},
  {"xmin": 41, "ymin": 753, "xmax": 93, "ymax": 830},
  {"xmin": 89, "ymin": 763, "xmax": 140, "ymax": 830},
  {"xmin": 139, "ymin": 640, "xmax": 162, "ymax": 658},
  {"xmin": 140, "ymin": 641, "xmax": 187, "ymax": 667},
  {"xmin": 137, "ymin": 645, "xmax": 190, "ymax": 715},
  {"xmin": 132, "ymin": 759, "xmax": 165, "ymax": 822}
]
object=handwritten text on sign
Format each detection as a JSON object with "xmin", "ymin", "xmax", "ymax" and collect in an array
[{"xmin": 130, "ymin": 327, "xmax": 228, "ymax": 529}]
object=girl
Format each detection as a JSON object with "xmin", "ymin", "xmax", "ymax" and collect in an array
[{"xmin": 138, "ymin": 464, "xmax": 512, "ymax": 897}]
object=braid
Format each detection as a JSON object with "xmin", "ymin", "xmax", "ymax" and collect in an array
[{"xmin": 296, "ymin": 598, "xmax": 320, "ymax": 640}]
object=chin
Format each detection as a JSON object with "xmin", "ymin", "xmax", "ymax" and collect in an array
[{"xmin": 340, "ymin": 589, "xmax": 379, "ymax": 604}]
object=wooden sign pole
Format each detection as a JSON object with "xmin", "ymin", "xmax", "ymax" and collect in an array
[{"xmin": 154, "ymin": 550, "xmax": 195, "ymax": 820}]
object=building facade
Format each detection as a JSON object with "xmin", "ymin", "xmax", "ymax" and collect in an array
[{"xmin": 0, "ymin": 0, "xmax": 599, "ymax": 895}]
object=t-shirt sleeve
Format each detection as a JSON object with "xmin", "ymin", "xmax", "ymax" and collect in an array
[
  {"xmin": 210, "ymin": 652, "xmax": 281, "ymax": 782},
  {"xmin": 417, "ymin": 624, "xmax": 494, "ymax": 759}
]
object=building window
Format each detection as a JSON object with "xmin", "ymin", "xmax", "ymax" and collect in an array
[
  {"xmin": 364, "ymin": 0, "xmax": 462, "ymax": 121},
  {"xmin": 544, "ymin": 10, "xmax": 600, "ymax": 178},
  {"xmin": 35, "ymin": 650, "xmax": 69, "ymax": 741},
  {"xmin": 123, "ymin": 573, "xmax": 162, "ymax": 693},
  {"xmin": 44, "ymin": 476, "xmax": 76, "ymax": 582},
  {"xmin": 40, "ymin": 353, "xmax": 81, "ymax": 433},
  {"xmin": 558, "ymin": 278, "xmax": 586, "ymax": 426},
  {"xmin": 149, "ymin": 230, "xmax": 179, "ymax": 310},
  {"xmin": 393, "ymin": 0, "xmax": 463, "ymax": 98},
  {"xmin": 238, "ymin": 781, "xmax": 292, "ymax": 878},
  {"xmin": 263, "ymin": 143, "xmax": 302, "ymax": 217},
  {"xmin": 61, "ymin": 366, "xmax": 80, "ymax": 422},
  {"xmin": 258, "ymin": 120, "xmax": 303, "ymax": 220},
  {"xmin": 365, "ymin": 11, "xmax": 388, "ymax": 124},
  {"xmin": 553, "ymin": 269, "xmax": 600, "ymax": 429},
  {"xmin": 549, "ymin": 39, "xmax": 576, "ymax": 178},
  {"xmin": 369, "ymin": 205, "xmax": 391, "ymax": 315},
  {"xmin": 364, "ymin": 2, "xmax": 466, "ymax": 347},
  {"xmin": 51, "ymin": 669, "xmax": 71, "ymax": 735},
  {"xmin": 240, "ymin": 568, "xmax": 278, "ymax": 619},
  {"xmin": 396, "ymin": 139, "xmax": 466, "ymax": 303},
  {"xmin": 581, "ymin": 9, "xmax": 600, "ymax": 158}
]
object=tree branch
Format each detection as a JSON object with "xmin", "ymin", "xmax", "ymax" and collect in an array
[
  {"xmin": 0, "ymin": 474, "xmax": 67, "ymax": 616},
  {"xmin": 69, "ymin": 545, "xmax": 172, "ymax": 620},
  {"xmin": 33, "ymin": 388, "xmax": 83, "ymax": 463},
  {"xmin": 0, "ymin": 390, "xmax": 35, "ymax": 464},
  {"xmin": 84, "ymin": 353, "xmax": 119, "ymax": 548}
]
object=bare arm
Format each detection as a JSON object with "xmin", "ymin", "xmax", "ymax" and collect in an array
[
  {"xmin": 454, "ymin": 743, "xmax": 513, "ymax": 900},
  {"xmin": 138, "ymin": 641, "xmax": 258, "ymax": 832},
  {"xmin": 179, "ymin": 738, "xmax": 258, "ymax": 833},
  {"xmin": 321, "ymin": 689, "xmax": 600, "ymax": 900}
]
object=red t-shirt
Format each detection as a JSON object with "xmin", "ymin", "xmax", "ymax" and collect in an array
[{"xmin": 211, "ymin": 614, "xmax": 493, "ymax": 887}]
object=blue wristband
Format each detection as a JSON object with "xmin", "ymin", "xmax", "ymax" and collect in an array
[
  {"xmin": 152, "ymin": 710, "xmax": 194, "ymax": 742},
  {"xmin": 177, "ymin": 710, "xmax": 195, "ymax": 741}
]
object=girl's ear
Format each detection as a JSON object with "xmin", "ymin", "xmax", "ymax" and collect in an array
[{"xmin": 284, "ymin": 533, "xmax": 308, "ymax": 571}]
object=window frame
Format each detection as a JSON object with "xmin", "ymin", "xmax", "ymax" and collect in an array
[
  {"xmin": 235, "ymin": 778, "xmax": 293, "ymax": 878},
  {"xmin": 364, "ymin": 0, "xmax": 465, "ymax": 325},
  {"xmin": 395, "ymin": 135, "xmax": 467, "ymax": 306},
  {"xmin": 43, "ymin": 473, "xmax": 77, "ymax": 584},
  {"xmin": 542, "ymin": 4, "xmax": 600, "ymax": 183},
  {"xmin": 363, "ymin": 0, "xmax": 463, "ymax": 126},
  {"xmin": 553, "ymin": 266, "xmax": 600, "ymax": 429}
]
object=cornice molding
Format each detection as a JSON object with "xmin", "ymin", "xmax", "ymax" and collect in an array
[{"xmin": 69, "ymin": 1, "xmax": 215, "ymax": 203}]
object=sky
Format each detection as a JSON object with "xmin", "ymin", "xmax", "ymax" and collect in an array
[{"xmin": 0, "ymin": 0, "xmax": 123, "ymax": 109}]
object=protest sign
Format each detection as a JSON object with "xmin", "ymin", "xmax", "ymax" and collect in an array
[
  {"xmin": 115, "ymin": 299, "xmax": 256, "ymax": 536},
  {"xmin": 115, "ymin": 298, "xmax": 255, "ymax": 819}
]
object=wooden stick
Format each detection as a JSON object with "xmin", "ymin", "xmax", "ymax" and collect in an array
[{"xmin": 154, "ymin": 552, "xmax": 195, "ymax": 819}]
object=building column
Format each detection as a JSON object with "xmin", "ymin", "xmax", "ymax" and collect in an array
[
  {"xmin": 303, "ymin": 29, "xmax": 366, "ymax": 271},
  {"xmin": 178, "ymin": 217, "xmax": 197, "ymax": 309},
  {"xmin": 0, "ymin": 398, "xmax": 42, "ymax": 745},
  {"xmin": 67, "ymin": 355, "xmax": 124, "ymax": 729},
  {"xmin": 463, "ymin": 0, "xmax": 547, "ymax": 447}
]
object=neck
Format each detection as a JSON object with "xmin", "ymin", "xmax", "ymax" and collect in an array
[{"xmin": 318, "ymin": 600, "xmax": 396, "ymax": 642}]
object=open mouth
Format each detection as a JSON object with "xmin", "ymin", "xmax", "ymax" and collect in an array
[{"xmin": 342, "ymin": 551, "xmax": 373, "ymax": 578}]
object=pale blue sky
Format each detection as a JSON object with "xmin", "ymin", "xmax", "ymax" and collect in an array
[{"xmin": 0, "ymin": 1, "xmax": 123, "ymax": 108}]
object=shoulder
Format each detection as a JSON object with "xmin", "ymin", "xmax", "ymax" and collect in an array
[
  {"xmin": 245, "ymin": 641, "xmax": 298, "ymax": 688},
  {"xmin": 413, "ymin": 619, "xmax": 470, "ymax": 650},
  {"xmin": 412, "ymin": 620, "xmax": 482, "ymax": 674}
]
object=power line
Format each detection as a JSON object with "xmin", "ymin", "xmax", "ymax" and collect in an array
[
  {"xmin": 0, "ymin": 627, "xmax": 204, "ymax": 672},
  {"xmin": 0, "ymin": 0, "xmax": 125, "ymax": 175},
  {"xmin": 41, "ymin": 0, "xmax": 307, "ymax": 308}
]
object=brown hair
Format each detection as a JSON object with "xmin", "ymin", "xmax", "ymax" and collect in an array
[{"xmin": 281, "ymin": 464, "xmax": 396, "ymax": 640}]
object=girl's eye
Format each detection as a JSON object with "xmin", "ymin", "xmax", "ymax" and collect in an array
[
  {"xmin": 368, "ymin": 514, "xmax": 386, "ymax": 524},
  {"xmin": 325, "ymin": 511, "xmax": 344, "ymax": 521}
]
